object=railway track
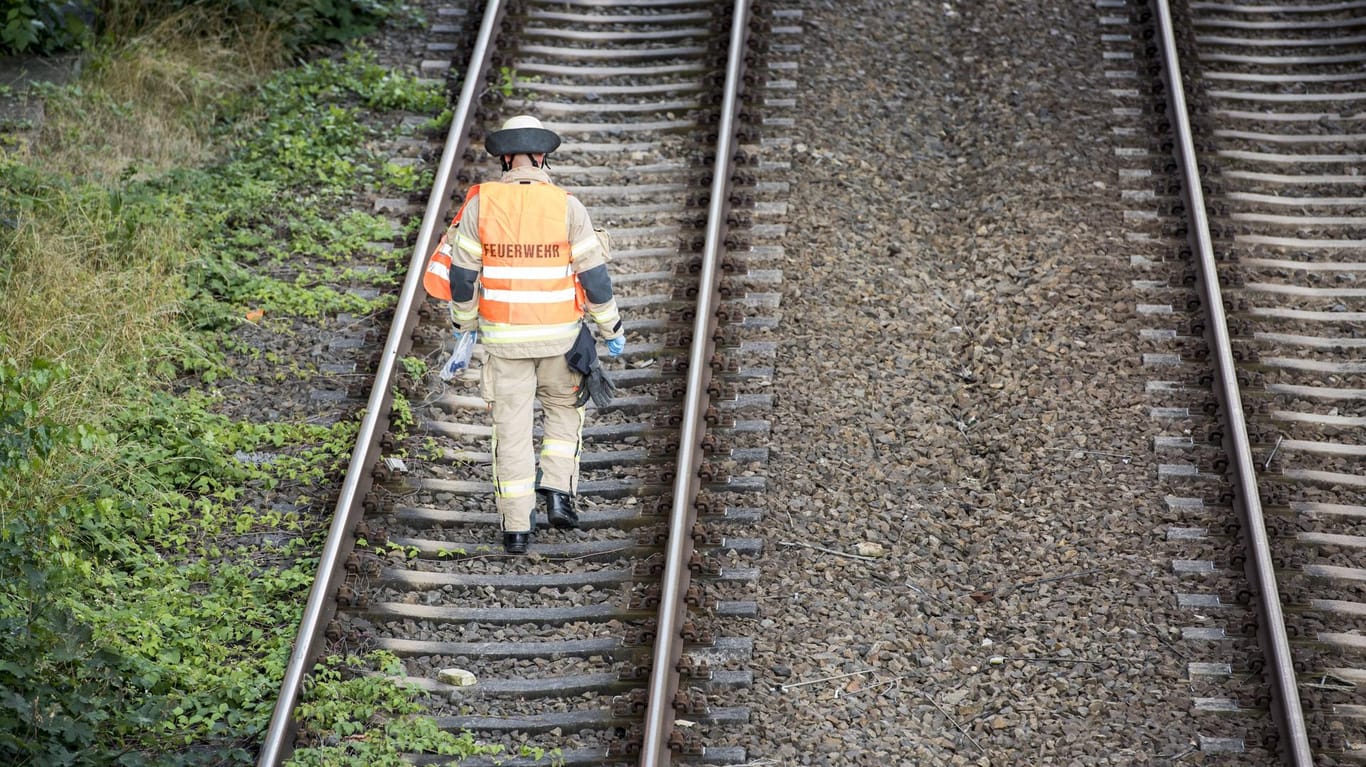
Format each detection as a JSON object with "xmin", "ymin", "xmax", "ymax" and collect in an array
[
  {"xmin": 257, "ymin": 0, "xmax": 796, "ymax": 764},
  {"xmin": 1114, "ymin": 0, "xmax": 1366, "ymax": 762}
]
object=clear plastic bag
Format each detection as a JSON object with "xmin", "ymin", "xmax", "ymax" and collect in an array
[{"xmin": 439, "ymin": 330, "xmax": 477, "ymax": 382}]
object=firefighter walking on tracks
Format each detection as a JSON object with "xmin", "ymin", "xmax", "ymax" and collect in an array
[{"xmin": 423, "ymin": 115, "xmax": 626, "ymax": 554}]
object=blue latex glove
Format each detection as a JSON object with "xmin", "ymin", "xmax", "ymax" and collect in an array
[{"xmin": 606, "ymin": 336, "xmax": 625, "ymax": 358}]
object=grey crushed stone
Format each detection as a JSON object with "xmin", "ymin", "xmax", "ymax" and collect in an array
[{"xmin": 741, "ymin": 0, "xmax": 1198, "ymax": 764}]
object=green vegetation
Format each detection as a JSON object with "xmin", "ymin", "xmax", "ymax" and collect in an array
[
  {"xmin": 289, "ymin": 653, "xmax": 499, "ymax": 766},
  {"xmin": 0, "ymin": 3, "xmax": 502, "ymax": 765},
  {"xmin": 491, "ymin": 65, "xmax": 540, "ymax": 101},
  {"xmin": 493, "ymin": 65, "xmax": 518, "ymax": 97},
  {"xmin": 1, "ymin": 1, "xmax": 94, "ymax": 54},
  {"xmin": 1, "ymin": 0, "xmax": 402, "ymax": 56}
]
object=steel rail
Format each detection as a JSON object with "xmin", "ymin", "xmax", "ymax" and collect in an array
[
  {"xmin": 255, "ymin": 1, "xmax": 505, "ymax": 763},
  {"xmin": 640, "ymin": 1, "xmax": 751, "ymax": 764},
  {"xmin": 1151, "ymin": 1, "xmax": 1313, "ymax": 764}
]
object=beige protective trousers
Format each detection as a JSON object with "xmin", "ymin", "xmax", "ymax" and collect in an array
[{"xmin": 481, "ymin": 353, "xmax": 584, "ymax": 532}]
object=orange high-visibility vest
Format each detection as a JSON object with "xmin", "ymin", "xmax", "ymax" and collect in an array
[
  {"xmin": 423, "ymin": 234, "xmax": 454, "ymax": 301},
  {"xmin": 422, "ymin": 187, "xmax": 478, "ymax": 302},
  {"xmin": 475, "ymin": 182, "xmax": 582, "ymax": 325}
]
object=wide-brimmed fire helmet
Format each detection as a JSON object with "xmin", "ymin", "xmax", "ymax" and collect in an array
[{"xmin": 485, "ymin": 114, "xmax": 561, "ymax": 157}]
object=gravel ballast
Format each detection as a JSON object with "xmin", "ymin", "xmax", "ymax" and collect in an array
[{"xmin": 741, "ymin": 0, "xmax": 1206, "ymax": 763}]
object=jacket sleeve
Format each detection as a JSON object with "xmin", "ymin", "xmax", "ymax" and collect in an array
[
  {"xmin": 447, "ymin": 192, "xmax": 483, "ymax": 332},
  {"xmin": 567, "ymin": 197, "xmax": 623, "ymax": 341}
]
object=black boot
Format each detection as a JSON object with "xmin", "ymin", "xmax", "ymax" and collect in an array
[
  {"xmin": 539, "ymin": 489, "xmax": 580, "ymax": 530},
  {"xmin": 503, "ymin": 531, "xmax": 530, "ymax": 554}
]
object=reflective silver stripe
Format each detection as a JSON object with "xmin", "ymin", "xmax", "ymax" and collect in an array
[
  {"xmin": 588, "ymin": 304, "xmax": 620, "ymax": 324},
  {"xmin": 540, "ymin": 438, "xmax": 578, "ymax": 458},
  {"xmin": 482, "ymin": 287, "xmax": 577, "ymax": 304},
  {"xmin": 570, "ymin": 234, "xmax": 601, "ymax": 258},
  {"xmin": 480, "ymin": 321, "xmax": 581, "ymax": 344},
  {"xmin": 455, "ymin": 231, "xmax": 482, "ymax": 256},
  {"xmin": 495, "ymin": 476, "xmax": 536, "ymax": 498},
  {"xmin": 483, "ymin": 264, "xmax": 573, "ymax": 280},
  {"xmin": 438, "ymin": 241, "xmax": 452, "ymax": 256},
  {"xmin": 426, "ymin": 261, "xmax": 449, "ymax": 280}
]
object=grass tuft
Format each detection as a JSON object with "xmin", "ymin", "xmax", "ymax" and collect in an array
[
  {"xmin": 0, "ymin": 175, "xmax": 188, "ymax": 423},
  {"xmin": 32, "ymin": 7, "xmax": 283, "ymax": 181}
]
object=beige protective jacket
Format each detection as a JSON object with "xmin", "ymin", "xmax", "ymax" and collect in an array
[{"xmin": 443, "ymin": 166, "xmax": 623, "ymax": 359}]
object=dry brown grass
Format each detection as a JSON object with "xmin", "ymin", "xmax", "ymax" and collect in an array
[
  {"xmin": 2, "ymin": 5, "xmax": 286, "ymax": 419},
  {"xmin": 0, "ymin": 191, "xmax": 190, "ymax": 420},
  {"xmin": 35, "ymin": 6, "xmax": 285, "ymax": 181}
]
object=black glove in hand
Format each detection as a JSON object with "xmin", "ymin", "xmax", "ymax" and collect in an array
[{"xmin": 575, "ymin": 366, "xmax": 617, "ymax": 408}]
